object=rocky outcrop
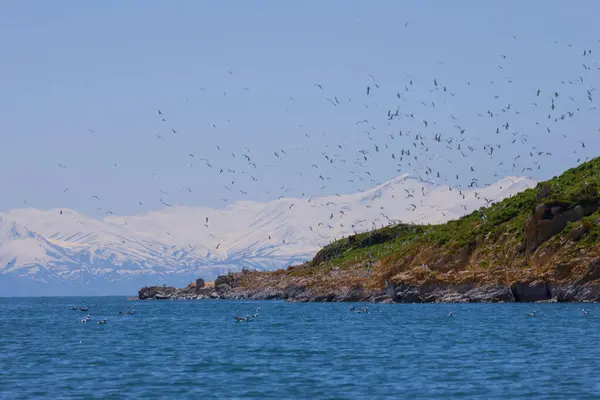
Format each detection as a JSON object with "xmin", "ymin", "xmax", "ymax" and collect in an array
[
  {"xmin": 137, "ymin": 283, "xmax": 219, "ymax": 300},
  {"xmin": 525, "ymin": 181, "xmax": 599, "ymax": 253},
  {"xmin": 392, "ymin": 283, "xmax": 515, "ymax": 303},
  {"xmin": 136, "ymin": 275, "xmax": 600, "ymax": 303},
  {"xmin": 525, "ymin": 202, "xmax": 597, "ymax": 252}
]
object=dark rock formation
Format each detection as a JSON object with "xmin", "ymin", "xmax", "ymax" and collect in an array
[
  {"xmin": 283, "ymin": 283, "xmax": 306, "ymax": 299},
  {"xmin": 136, "ymin": 277, "xmax": 600, "ymax": 303},
  {"xmin": 137, "ymin": 281, "xmax": 218, "ymax": 300},
  {"xmin": 525, "ymin": 201, "xmax": 598, "ymax": 252},
  {"xmin": 510, "ymin": 281, "xmax": 552, "ymax": 302}
]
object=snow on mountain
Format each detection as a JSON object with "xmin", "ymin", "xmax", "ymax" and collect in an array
[{"xmin": 0, "ymin": 174, "xmax": 537, "ymax": 296}]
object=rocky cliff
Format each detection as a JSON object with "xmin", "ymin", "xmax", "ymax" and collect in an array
[{"xmin": 138, "ymin": 158, "xmax": 600, "ymax": 303}]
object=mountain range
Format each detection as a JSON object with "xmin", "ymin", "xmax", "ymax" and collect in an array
[{"xmin": 0, "ymin": 174, "xmax": 537, "ymax": 296}]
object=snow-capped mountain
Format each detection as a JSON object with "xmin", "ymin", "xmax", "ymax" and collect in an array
[{"xmin": 0, "ymin": 174, "xmax": 537, "ymax": 296}]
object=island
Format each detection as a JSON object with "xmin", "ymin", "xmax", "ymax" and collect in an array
[{"xmin": 136, "ymin": 157, "xmax": 600, "ymax": 303}]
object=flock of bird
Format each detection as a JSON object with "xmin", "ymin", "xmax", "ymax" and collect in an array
[
  {"xmin": 46, "ymin": 33, "xmax": 599, "ymax": 255},
  {"xmin": 234, "ymin": 306, "xmax": 593, "ymax": 322},
  {"xmin": 71, "ymin": 305, "xmax": 134, "ymax": 325},
  {"xmin": 69, "ymin": 304, "xmax": 592, "ymax": 325},
  {"xmin": 234, "ymin": 306, "xmax": 260, "ymax": 322}
]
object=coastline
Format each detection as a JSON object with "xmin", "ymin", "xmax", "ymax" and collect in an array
[
  {"xmin": 133, "ymin": 273, "xmax": 600, "ymax": 303},
  {"xmin": 134, "ymin": 159, "xmax": 600, "ymax": 304}
]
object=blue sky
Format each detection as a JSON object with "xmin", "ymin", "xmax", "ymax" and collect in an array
[{"xmin": 1, "ymin": 1, "xmax": 599, "ymax": 216}]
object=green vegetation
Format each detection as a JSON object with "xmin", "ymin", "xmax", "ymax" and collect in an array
[
  {"xmin": 235, "ymin": 157, "xmax": 600, "ymax": 296},
  {"xmin": 312, "ymin": 157, "xmax": 600, "ymax": 276}
]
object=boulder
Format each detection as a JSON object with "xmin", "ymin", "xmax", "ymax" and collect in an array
[
  {"xmin": 536, "ymin": 183, "xmax": 552, "ymax": 201},
  {"xmin": 525, "ymin": 202, "xmax": 598, "ymax": 252},
  {"xmin": 571, "ymin": 225, "xmax": 588, "ymax": 241},
  {"xmin": 396, "ymin": 289, "xmax": 422, "ymax": 303}
]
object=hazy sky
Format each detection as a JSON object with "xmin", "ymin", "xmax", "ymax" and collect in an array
[{"xmin": 1, "ymin": 1, "xmax": 599, "ymax": 216}]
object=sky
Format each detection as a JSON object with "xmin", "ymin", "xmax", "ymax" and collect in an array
[{"xmin": 1, "ymin": 1, "xmax": 599, "ymax": 217}]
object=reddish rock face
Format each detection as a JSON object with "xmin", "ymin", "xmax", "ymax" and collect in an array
[{"xmin": 525, "ymin": 215, "xmax": 538, "ymax": 253}]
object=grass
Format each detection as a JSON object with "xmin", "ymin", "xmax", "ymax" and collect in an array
[{"xmin": 232, "ymin": 158, "xmax": 600, "ymax": 294}]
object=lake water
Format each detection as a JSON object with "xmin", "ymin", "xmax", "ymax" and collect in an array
[{"xmin": 1, "ymin": 298, "xmax": 599, "ymax": 399}]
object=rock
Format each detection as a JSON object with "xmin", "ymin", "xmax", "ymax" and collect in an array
[
  {"xmin": 571, "ymin": 225, "xmax": 588, "ymax": 241},
  {"xmin": 384, "ymin": 280, "xmax": 398, "ymax": 301},
  {"xmin": 215, "ymin": 284, "xmax": 231, "ymax": 295},
  {"xmin": 313, "ymin": 293, "xmax": 336, "ymax": 302},
  {"xmin": 536, "ymin": 183, "xmax": 552, "ymax": 201},
  {"xmin": 510, "ymin": 281, "xmax": 551, "ymax": 302},
  {"xmin": 210, "ymin": 292, "xmax": 220, "ymax": 299},
  {"xmin": 574, "ymin": 285, "xmax": 600, "ymax": 302},
  {"xmin": 396, "ymin": 289, "xmax": 422, "ymax": 303},
  {"xmin": 524, "ymin": 215, "xmax": 539, "ymax": 252},
  {"xmin": 466, "ymin": 285, "xmax": 515, "ymax": 303},
  {"xmin": 436, "ymin": 292, "xmax": 470, "ymax": 303},
  {"xmin": 282, "ymin": 284, "xmax": 305, "ymax": 299},
  {"xmin": 138, "ymin": 285, "xmax": 178, "ymax": 300},
  {"xmin": 373, "ymin": 295, "xmax": 393, "ymax": 303},
  {"xmin": 525, "ymin": 202, "xmax": 598, "ymax": 252},
  {"xmin": 551, "ymin": 206, "xmax": 563, "ymax": 216},
  {"xmin": 514, "ymin": 242, "xmax": 525, "ymax": 255},
  {"xmin": 337, "ymin": 285, "xmax": 365, "ymax": 302},
  {"xmin": 573, "ymin": 258, "xmax": 600, "ymax": 285},
  {"xmin": 534, "ymin": 204, "xmax": 547, "ymax": 219},
  {"xmin": 214, "ymin": 274, "xmax": 237, "ymax": 292},
  {"xmin": 195, "ymin": 278, "xmax": 205, "ymax": 291}
]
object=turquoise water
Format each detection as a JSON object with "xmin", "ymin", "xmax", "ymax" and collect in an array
[{"xmin": 1, "ymin": 298, "xmax": 599, "ymax": 399}]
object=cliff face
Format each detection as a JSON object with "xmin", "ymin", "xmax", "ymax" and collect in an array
[
  {"xmin": 137, "ymin": 158, "xmax": 600, "ymax": 303},
  {"xmin": 211, "ymin": 158, "xmax": 600, "ymax": 303}
]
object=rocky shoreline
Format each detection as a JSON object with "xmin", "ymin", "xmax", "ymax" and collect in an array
[
  {"xmin": 133, "ymin": 275, "xmax": 600, "ymax": 303},
  {"xmin": 134, "ymin": 161, "xmax": 600, "ymax": 304}
]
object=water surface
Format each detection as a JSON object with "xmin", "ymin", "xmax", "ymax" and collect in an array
[{"xmin": 1, "ymin": 298, "xmax": 598, "ymax": 399}]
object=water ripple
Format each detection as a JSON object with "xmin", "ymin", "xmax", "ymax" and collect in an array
[{"xmin": 1, "ymin": 298, "xmax": 599, "ymax": 399}]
